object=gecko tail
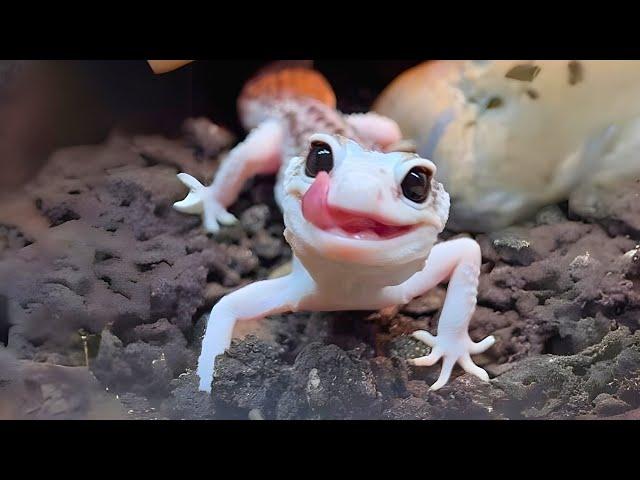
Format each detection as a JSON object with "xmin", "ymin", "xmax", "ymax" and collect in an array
[
  {"xmin": 237, "ymin": 61, "xmax": 336, "ymax": 130},
  {"xmin": 173, "ymin": 173, "xmax": 208, "ymax": 214}
]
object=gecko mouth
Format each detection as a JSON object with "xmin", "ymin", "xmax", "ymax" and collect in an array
[
  {"xmin": 301, "ymin": 172, "xmax": 415, "ymax": 241},
  {"xmin": 322, "ymin": 214, "xmax": 414, "ymax": 240}
]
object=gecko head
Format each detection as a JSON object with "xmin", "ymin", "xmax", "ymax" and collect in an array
[{"xmin": 281, "ymin": 133, "xmax": 450, "ymax": 267}]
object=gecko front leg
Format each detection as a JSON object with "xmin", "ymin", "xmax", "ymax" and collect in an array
[
  {"xmin": 383, "ymin": 237, "xmax": 495, "ymax": 390},
  {"xmin": 197, "ymin": 258, "xmax": 312, "ymax": 392},
  {"xmin": 174, "ymin": 119, "xmax": 284, "ymax": 233}
]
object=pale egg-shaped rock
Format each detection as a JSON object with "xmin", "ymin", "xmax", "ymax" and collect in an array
[{"xmin": 374, "ymin": 60, "xmax": 640, "ymax": 231}]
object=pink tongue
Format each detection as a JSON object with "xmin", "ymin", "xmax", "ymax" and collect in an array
[
  {"xmin": 302, "ymin": 172, "xmax": 407, "ymax": 238},
  {"xmin": 302, "ymin": 171, "xmax": 336, "ymax": 229}
]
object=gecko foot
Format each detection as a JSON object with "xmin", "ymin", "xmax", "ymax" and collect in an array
[
  {"xmin": 173, "ymin": 173, "xmax": 238, "ymax": 234},
  {"xmin": 408, "ymin": 330, "xmax": 495, "ymax": 391}
]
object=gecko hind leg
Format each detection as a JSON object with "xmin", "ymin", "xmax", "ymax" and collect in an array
[{"xmin": 345, "ymin": 112, "xmax": 403, "ymax": 151}]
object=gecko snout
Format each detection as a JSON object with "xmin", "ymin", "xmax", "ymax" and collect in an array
[
  {"xmin": 328, "ymin": 170, "xmax": 389, "ymax": 213},
  {"xmin": 301, "ymin": 170, "xmax": 413, "ymax": 240}
]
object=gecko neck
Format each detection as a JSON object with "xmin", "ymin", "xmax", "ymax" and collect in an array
[
  {"xmin": 293, "ymin": 245, "xmax": 427, "ymax": 291},
  {"xmin": 244, "ymin": 98, "xmax": 364, "ymax": 150}
]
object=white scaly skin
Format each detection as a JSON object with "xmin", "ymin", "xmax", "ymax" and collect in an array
[{"xmin": 185, "ymin": 133, "xmax": 495, "ymax": 393}]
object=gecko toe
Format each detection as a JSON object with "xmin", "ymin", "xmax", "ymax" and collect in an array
[
  {"xmin": 469, "ymin": 335, "xmax": 496, "ymax": 354},
  {"xmin": 459, "ymin": 355, "xmax": 490, "ymax": 382}
]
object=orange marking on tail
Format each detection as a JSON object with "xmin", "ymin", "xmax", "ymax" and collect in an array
[{"xmin": 239, "ymin": 66, "xmax": 336, "ymax": 108}]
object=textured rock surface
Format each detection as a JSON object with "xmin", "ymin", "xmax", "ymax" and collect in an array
[
  {"xmin": 1, "ymin": 121, "xmax": 639, "ymax": 419},
  {"xmin": 0, "ymin": 346, "xmax": 125, "ymax": 420}
]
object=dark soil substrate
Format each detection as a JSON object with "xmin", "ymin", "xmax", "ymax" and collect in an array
[{"xmin": 1, "ymin": 122, "xmax": 640, "ymax": 420}]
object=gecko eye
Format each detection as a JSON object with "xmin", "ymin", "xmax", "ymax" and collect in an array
[
  {"xmin": 401, "ymin": 166, "xmax": 432, "ymax": 203},
  {"xmin": 305, "ymin": 141, "xmax": 334, "ymax": 177}
]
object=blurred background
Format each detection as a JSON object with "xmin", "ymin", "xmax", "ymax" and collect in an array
[{"xmin": 0, "ymin": 60, "xmax": 420, "ymax": 191}]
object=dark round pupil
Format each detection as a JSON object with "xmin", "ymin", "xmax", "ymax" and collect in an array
[
  {"xmin": 305, "ymin": 142, "xmax": 334, "ymax": 177},
  {"xmin": 401, "ymin": 167, "xmax": 431, "ymax": 203}
]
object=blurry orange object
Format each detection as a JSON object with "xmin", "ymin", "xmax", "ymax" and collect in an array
[{"xmin": 147, "ymin": 60, "xmax": 194, "ymax": 74}]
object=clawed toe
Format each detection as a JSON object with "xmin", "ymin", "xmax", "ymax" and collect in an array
[
  {"xmin": 409, "ymin": 331, "xmax": 493, "ymax": 390},
  {"xmin": 459, "ymin": 355, "xmax": 490, "ymax": 382},
  {"xmin": 470, "ymin": 335, "xmax": 496, "ymax": 354},
  {"xmin": 411, "ymin": 329, "xmax": 436, "ymax": 347},
  {"xmin": 408, "ymin": 349, "xmax": 441, "ymax": 367}
]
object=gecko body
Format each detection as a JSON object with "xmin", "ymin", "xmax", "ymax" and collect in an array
[{"xmin": 173, "ymin": 66, "xmax": 494, "ymax": 392}]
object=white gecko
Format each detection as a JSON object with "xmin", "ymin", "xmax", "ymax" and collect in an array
[{"xmin": 173, "ymin": 65, "xmax": 495, "ymax": 392}]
